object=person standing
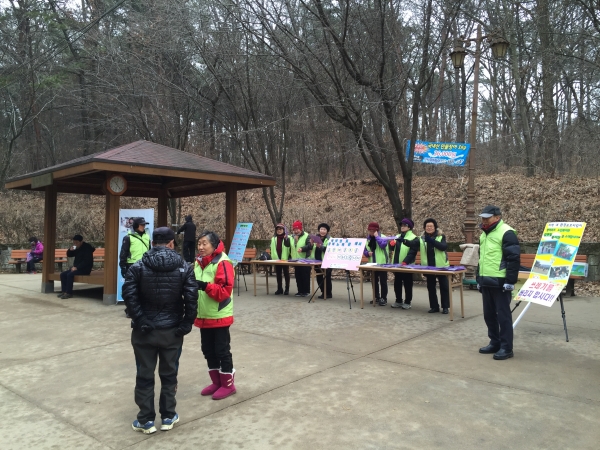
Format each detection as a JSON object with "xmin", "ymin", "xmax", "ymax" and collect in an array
[
  {"xmin": 389, "ymin": 219, "xmax": 418, "ymax": 309},
  {"xmin": 119, "ymin": 217, "xmax": 151, "ymax": 279},
  {"xmin": 409, "ymin": 218, "xmax": 450, "ymax": 314},
  {"xmin": 363, "ymin": 222, "xmax": 390, "ymax": 306},
  {"xmin": 292, "ymin": 220, "xmax": 312, "ymax": 297},
  {"xmin": 57, "ymin": 235, "xmax": 95, "ymax": 299},
  {"xmin": 270, "ymin": 223, "xmax": 292, "ymax": 295},
  {"xmin": 314, "ymin": 223, "xmax": 332, "ymax": 299},
  {"xmin": 26, "ymin": 237, "xmax": 44, "ymax": 274},
  {"xmin": 177, "ymin": 215, "xmax": 197, "ymax": 263},
  {"xmin": 194, "ymin": 231, "xmax": 237, "ymax": 400},
  {"xmin": 123, "ymin": 227, "xmax": 198, "ymax": 434},
  {"xmin": 476, "ymin": 205, "xmax": 520, "ymax": 361}
]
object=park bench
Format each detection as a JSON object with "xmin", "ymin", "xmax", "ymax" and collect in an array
[
  {"xmin": 8, "ymin": 247, "xmax": 106, "ymax": 273},
  {"xmin": 238, "ymin": 248, "xmax": 257, "ymax": 275},
  {"xmin": 520, "ymin": 253, "xmax": 587, "ymax": 297}
]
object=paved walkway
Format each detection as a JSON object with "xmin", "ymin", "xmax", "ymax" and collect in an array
[{"xmin": 1, "ymin": 273, "xmax": 599, "ymax": 449}]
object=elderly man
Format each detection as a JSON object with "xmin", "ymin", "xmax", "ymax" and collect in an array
[
  {"xmin": 476, "ymin": 205, "xmax": 520, "ymax": 360},
  {"xmin": 123, "ymin": 227, "xmax": 198, "ymax": 434},
  {"xmin": 57, "ymin": 234, "xmax": 95, "ymax": 299}
]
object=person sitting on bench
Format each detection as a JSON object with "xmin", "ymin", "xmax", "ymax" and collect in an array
[{"xmin": 57, "ymin": 234, "xmax": 95, "ymax": 299}]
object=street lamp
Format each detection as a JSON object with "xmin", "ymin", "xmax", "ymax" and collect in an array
[{"xmin": 449, "ymin": 25, "xmax": 509, "ymax": 244}]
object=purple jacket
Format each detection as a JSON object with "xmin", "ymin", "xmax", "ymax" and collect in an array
[{"xmin": 31, "ymin": 241, "xmax": 44, "ymax": 258}]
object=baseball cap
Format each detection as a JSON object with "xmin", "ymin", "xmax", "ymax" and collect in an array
[
  {"xmin": 479, "ymin": 205, "xmax": 502, "ymax": 218},
  {"xmin": 152, "ymin": 227, "xmax": 175, "ymax": 242}
]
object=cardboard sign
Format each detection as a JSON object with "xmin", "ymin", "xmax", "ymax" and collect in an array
[{"xmin": 321, "ymin": 238, "xmax": 367, "ymax": 271}]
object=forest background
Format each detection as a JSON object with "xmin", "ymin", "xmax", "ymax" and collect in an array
[{"xmin": 1, "ymin": 1, "xmax": 599, "ymax": 248}]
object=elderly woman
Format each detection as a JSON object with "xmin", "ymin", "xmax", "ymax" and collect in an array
[
  {"xmin": 26, "ymin": 237, "xmax": 44, "ymax": 274},
  {"xmin": 194, "ymin": 231, "xmax": 236, "ymax": 400}
]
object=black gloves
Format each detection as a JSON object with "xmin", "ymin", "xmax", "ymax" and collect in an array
[
  {"xmin": 175, "ymin": 322, "xmax": 193, "ymax": 337},
  {"xmin": 424, "ymin": 235, "xmax": 435, "ymax": 244},
  {"xmin": 137, "ymin": 316, "xmax": 156, "ymax": 334},
  {"xmin": 197, "ymin": 280, "xmax": 208, "ymax": 291},
  {"xmin": 121, "ymin": 270, "xmax": 127, "ymax": 278}
]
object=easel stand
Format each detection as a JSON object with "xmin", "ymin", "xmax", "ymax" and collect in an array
[
  {"xmin": 235, "ymin": 265, "xmax": 247, "ymax": 296},
  {"xmin": 512, "ymin": 294, "xmax": 569, "ymax": 342},
  {"xmin": 345, "ymin": 270, "xmax": 356, "ymax": 309}
]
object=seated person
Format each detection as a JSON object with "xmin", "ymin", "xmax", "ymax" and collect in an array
[
  {"xmin": 26, "ymin": 237, "xmax": 44, "ymax": 274},
  {"xmin": 57, "ymin": 234, "xmax": 95, "ymax": 299}
]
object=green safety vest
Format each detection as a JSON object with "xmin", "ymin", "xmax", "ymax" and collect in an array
[
  {"xmin": 393, "ymin": 230, "xmax": 416, "ymax": 263},
  {"xmin": 419, "ymin": 234, "xmax": 449, "ymax": 267},
  {"xmin": 366, "ymin": 233, "xmax": 389, "ymax": 264},
  {"xmin": 127, "ymin": 232, "xmax": 150, "ymax": 263},
  {"xmin": 194, "ymin": 252, "xmax": 234, "ymax": 319},
  {"xmin": 270, "ymin": 235, "xmax": 291, "ymax": 260},
  {"xmin": 479, "ymin": 221, "xmax": 515, "ymax": 278},
  {"xmin": 292, "ymin": 232, "xmax": 310, "ymax": 259}
]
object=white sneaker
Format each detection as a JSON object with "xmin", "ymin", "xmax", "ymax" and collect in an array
[{"xmin": 400, "ymin": 303, "xmax": 411, "ymax": 309}]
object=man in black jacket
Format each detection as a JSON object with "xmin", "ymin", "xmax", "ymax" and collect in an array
[
  {"xmin": 57, "ymin": 234, "xmax": 95, "ymax": 299},
  {"xmin": 177, "ymin": 215, "xmax": 197, "ymax": 263},
  {"xmin": 123, "ymin": 227, "xmax": 198, "ymax": 434}
]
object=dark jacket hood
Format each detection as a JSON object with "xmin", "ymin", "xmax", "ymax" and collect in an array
[{"xmin": 142, "ymin": 246, "xmax": 183, "ymax": 272}]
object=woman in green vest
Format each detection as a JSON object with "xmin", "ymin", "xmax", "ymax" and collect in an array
[
  {"xmin": 389, "ymin": 218, "xmax": 419, "ymax": 309},
  {"xmin": 270, "ymin": 223, "xmax": 292, "ymax": 295},
  {"xmin": 409, "ymin": 218, "xmax": 450, "ymax": 314},
  {"xmin": 314, "ymin": 223, "xmax": 332, "ymax": 299},
  {"xmin": 194, "ymin": 231, "xmax": 236, "ymax": 400}
]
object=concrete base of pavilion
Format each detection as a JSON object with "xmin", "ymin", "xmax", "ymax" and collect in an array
[{"xmin": 1, "ymin": 273, "xmax": 599, "ymax": 449}]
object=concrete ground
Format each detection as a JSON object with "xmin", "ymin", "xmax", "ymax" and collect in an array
[{"xmin": 1, "ymin": 272, "xmax": 599, "ymax": 450}]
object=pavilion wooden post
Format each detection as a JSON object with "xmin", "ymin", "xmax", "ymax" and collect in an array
[
  {"xmin": 41, "ymin": 185, "xmax": 57, "ymax": 293},
  {"xmin": 225, "ymin": 184, "xmax": 238, "ymax": 252},
  {"xmin": 157, "ymin": 190, "xmax": 168, "ymax": 227},
  {"xmin": 103, "ymin": 191, "xmax": 120, "ymax": 304}
]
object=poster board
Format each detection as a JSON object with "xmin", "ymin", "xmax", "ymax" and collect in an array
[
  {"xmin": 515, "ymin": 222, "xmax": 586, "ymax": 307},
  {"xmin": 228, "ymin": 223, "xmax": 253, "ymax": 264},
  {"xmin": 117, "ymin": 209, "xmax": 154, "ymax": 303},
  {"xmin": 321, "ymin": 238, "xmax": 367, "ymax": 271}
]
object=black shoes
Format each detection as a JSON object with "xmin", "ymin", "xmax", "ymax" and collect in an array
[
  {"xmin": 493, "ymin": 349, "xmax": 514, "ymax": 360},
  {"xmin": 318, "ymin": 294, "xmax": 324, "ymax": 299},
  {"xmin": 479, "ymin": 344, "xmax": 500, "ymax": 354},
  {"xmin": 378, "ymin": 298, "xmax": 387, "ymax": 306},
  {"xmin": 427, "ymin": 308, "xmax": 440, "ymax": 313},
  {"xmin": 284, "ymin": 288, "xmax": 289, "ymax": 295},
  {"xmin": 295, "ymin": 293, "xmax": 302, "ymax": 297},
  {"xmin": 442, "ymin": 308, "xmax": 449, "ymax": 314},
  {"xmin": 274, "ymin": 288, "xmax": 283, "ymax": 295}
]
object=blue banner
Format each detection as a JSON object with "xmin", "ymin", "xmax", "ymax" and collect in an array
[
  {"xmin": 406, "ymin": 140, "xmax": 470, "ymax": 166},
  {"xmin": 228, "ymin": 223, "xmax": 253, "ymax": 264}
]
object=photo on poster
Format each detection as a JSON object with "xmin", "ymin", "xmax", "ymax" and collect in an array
[
  {"xmin": 531, "ymin": 260, "xmax": 552, "ymax": 276},
  {"xmin": 549, "ymin": 265, "xmax": 570, "ymax": 280},
  {"xmin": 555, "ymin": 243, "xmax": 578, "ymax": 262},
  {"xmin": 120, "ymin": 217, "xmax": 135, "ymax": 232},
  {"xmin": 537, "ymin": 240, "xmax": 558, "ymax": 255},
  {"xmin": 570, "ymin": 262, "xmax": 588, "ymax": 278}
]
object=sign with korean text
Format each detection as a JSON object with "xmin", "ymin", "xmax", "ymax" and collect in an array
[
  {"xmin": 228, "ymin": 223, "xmax": 253, "ymax": 264},
  {"xmin": 321, "ymin": 238, "xmax": 367, "ymax": 271},
  {"xmin": 406, "ymin": 140, "xmax": 470, "ymax": 166},
  {"xmin": 515, "ymin": 222, "xmax": 586, "ymax": 307}
]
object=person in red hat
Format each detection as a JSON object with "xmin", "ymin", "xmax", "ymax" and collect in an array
[
  {"xmin": 363, "ymin": 222, "xmax": 390, "ymax": 305},
  {"xmin": 292, "ymin": 220, "xmax": 312, "ymax": 297}
]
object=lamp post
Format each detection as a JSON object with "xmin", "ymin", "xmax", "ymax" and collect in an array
[{"xmin": 450, "ymin": 25, "xmax": 509, "ymax": 244}]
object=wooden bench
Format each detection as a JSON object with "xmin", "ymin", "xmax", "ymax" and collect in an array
[
  {"xmin": 8, "ymin": 247, "xmax": 106, "ymax": 273},
  {"xmin": 520, "ymin": 253, "xmax": 587, "ymax": 297},
  {"xmin": 47, "ymin": 270, "xmax": 105, "ymax": 286}
]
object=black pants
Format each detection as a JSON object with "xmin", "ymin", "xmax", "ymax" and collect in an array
[
  {"xmin": 373, "ymin": 271, "xmax": 388, "ymax": 300},
  {"xmin": 131, "ymin": 327, "xmax": 183, "ymax": 423},
  {"xmin": 393, "ymin": 272, "xmax": 413, "ymax": 303},
  {"xmin": 295, "ymin": 266, "xmax": 311, "ymax": 294},
  {"xmin": 482, "ymin": 287, "xmax": 513, "ymax": 351},
  {"xmin": 425, "ymin": 275, "xmax": 449, "ymax": 309},
  {"xmin": 200, "ymin": 327, "xmax": 233, "ymax": 373},
  {"xmin": 317, "ymin": 268, "xmax": 333, "ymax": 297},
  {"xmin": 27, "ymin": 257, "xmax": 42, "ymax": 272},
  {"xmin": 275, "ymin": 265, "xmax": 290, "ymax": 290},
  {"xmin": 60, "ymin": 268, "xmax": 91, "ymax": 294},
  {"xmin": 183, "ymin": 241, "xmax": 196, "ymax": 263}
]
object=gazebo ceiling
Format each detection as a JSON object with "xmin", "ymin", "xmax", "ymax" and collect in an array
[{"xmin": 5, "ymin": 140, "xmax": 276, "ymax": 198}]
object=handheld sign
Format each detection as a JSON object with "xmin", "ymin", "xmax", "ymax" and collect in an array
[{"xmin": 321, "ymin": 238, "xmax": 367, "ymax": 271}]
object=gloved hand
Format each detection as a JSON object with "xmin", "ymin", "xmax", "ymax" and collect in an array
[
  {"xmin": 137, "ymin": 316, "xmax": 156, "ymax": 334},
  {"xmin": 175, "ymin": 322, "xmax": 192, "ymax": 337},
  {"xmin": 197, "ymin": 280, "xmax": 208, "ymax": 291},
  {"xmin": 121, "ymin": 270, "xmax": 127, "ymax": 278},
  {"xmin": 503, "ymin": 283, "xmax": 515, "ymax": 291},
  {"xmin": 389, "ymin": 240, "xmax": 396, "ymax": 247},
  {"xmin": 400, "ymin": 261, "xmax": 408, "ymax": 266},
  {"xmin": 424, "ymin": 235, "xmax": 435, "ymax": 244},
  {"xmin": 477, "ymin": 283, "xmax": 482, "ymax": 293}
]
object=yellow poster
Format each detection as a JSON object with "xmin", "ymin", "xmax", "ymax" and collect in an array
[{"xmin": 515, "ymin": 222, "xmax": 586, "ymax": 307}]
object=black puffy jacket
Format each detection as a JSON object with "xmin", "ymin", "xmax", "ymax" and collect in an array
[{"xmin": 123, "ymin": 246, "xmax": 198, "ymax": 331}]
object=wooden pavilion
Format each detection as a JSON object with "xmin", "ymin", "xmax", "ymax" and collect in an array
[{"xmin": 4, "ymin": 141, "xmax": 276, "ymax": 304}]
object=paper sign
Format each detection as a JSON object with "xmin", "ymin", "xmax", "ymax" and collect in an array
[
  {"xmin": 321, "ymin": 238, "xmax": 367, "ymax": 271},
  {"xmin": 228, "ymin": 223, "xmax": 253, "ymax": 264},
  {"xmin": 515, "ymin": 222, "xmax": 586, "ymax": 306}
]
